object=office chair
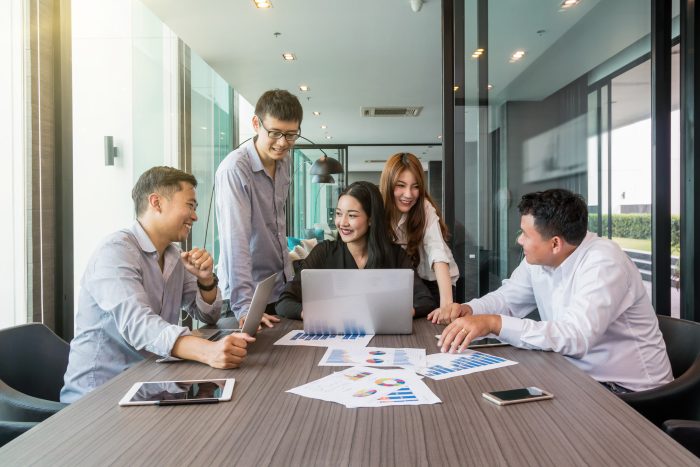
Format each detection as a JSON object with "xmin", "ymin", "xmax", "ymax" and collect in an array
[
  {"xmin": 662, "ymin": 420, "xmax": 700, "ymax": 457},
  {"xmin": 0, "ymin": 323, "xmax": 70, "ymax": 446},
  {"xmin": 620, "ymin": 316, "xmax": 700, "ymax": 428}
]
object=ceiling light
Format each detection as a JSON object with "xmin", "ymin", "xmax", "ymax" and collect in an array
[
  {"xmin": 453, "ymin": 85, "xmax": 460, "ymax": 92},
  {"xmin": 299, "ymin": 85, "xmax": 310, "ymax": 92},
  {"xmin": 321, "ymin": 125, "xmax": 327, "ymax": 129},
  {"xmin": 471, "ymin": 48, "xmax": 484, "ymax": 58},
  {"xmin": 253, "ymin": 0, "xmax": 272, "ymax": 9},
  {"xmin": 560, "ymin": 0, "xmax": 580, "ymax": 9},
  {"xmin": 487, "ymin": 84, "xmax": 493, "ymax": 90},
  {"xmin": 282, "ymin": 52, "xmax": 295, "ymax": 61},
  {"xmin": 313, "ymin": 111, "xmax": 321, "ymax": 116},
  {"xmin": 510, "ymin": 50, "xmax": 526, "ymax": 62},
  {"xmin": 437, "ymin": 135, "xmax": 442, "ymax": 139},
  {"xmin": 325, "ymin": 135, "xmax": 332, "ymax": 140}
]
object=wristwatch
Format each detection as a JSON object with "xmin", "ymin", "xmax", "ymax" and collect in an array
[{"xmin": 197, "ymin": 273, "xmax": 219, "ymax": 291}]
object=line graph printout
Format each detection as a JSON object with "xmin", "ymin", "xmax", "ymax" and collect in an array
[
  {"xmin": 319, "ymin": 347, "xmax": 426, "ymax": 369},
  {"xmin": 274, "ymin": 330, "xmax": 373, "ymax": 348},
  {"xmin": 418, "ymin": 351, "xmax": 518, "ymax": 380}
]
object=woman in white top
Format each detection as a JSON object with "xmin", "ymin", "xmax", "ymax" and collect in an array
[{"xmin": 379, "ymin": 152, "xmax": 459, "ymax": 320}]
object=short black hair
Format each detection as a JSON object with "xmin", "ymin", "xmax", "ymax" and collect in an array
[
  {"xmin": 132, "ymin": 166, "xmax": 197, "ymax": 217},
  {"xmin": 518, "ymin": 189, "xmax": 588, "ymax": 246},
  {"xmin": 255, "ymin": 89, "xmax": 303, "ymax": 123}
]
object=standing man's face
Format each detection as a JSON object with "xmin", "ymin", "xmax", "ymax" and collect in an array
[{"xmin": 253, "ymin": 114, "xmax": 300, "ymax": 164}]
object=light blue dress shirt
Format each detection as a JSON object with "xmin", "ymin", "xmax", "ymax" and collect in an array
[
  {"xmin": 215, "ymin": 139, "xmax": 292, "ymax": 320},
  {"xmin": 60, "ymin": 222, "xmax": 221, "ymax": 403}
]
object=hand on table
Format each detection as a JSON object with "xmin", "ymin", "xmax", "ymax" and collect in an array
[
  {"xmin": 427, "ymin": 303, "xmax": 471, "ymax": 324},
  {"xmin": 238, "ymin": 313, "xmax": 280, "ymax": 330},
  {"xmin": 437, "ymin": 315, "xmax": 502, "ymax": 354}
]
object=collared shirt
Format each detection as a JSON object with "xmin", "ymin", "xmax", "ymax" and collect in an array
[
  {"xmin": 466, "ymin": 232, "xmax": 673, "ymax": 392},
  {"xmin": 275, "ymin": 240, "xmax": 437, "ymax": 320},
  {"xmin": 395, "ymin": 200, "xmax": 459, "ymax": 284},
  {"xmin": 60, "ymin": 222, "xmax": 221, "ymax": 403},
  {"xmin": 215, "ymin": 139, "xmax": 292, "ymax": 320}
]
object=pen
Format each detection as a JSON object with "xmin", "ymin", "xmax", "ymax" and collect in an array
[{"xmin": 156, "ymin": 398, "xmax": 219, "ymax": 406}]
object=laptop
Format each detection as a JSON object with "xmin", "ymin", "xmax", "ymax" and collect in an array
[
  {"xmin": 301, "ymin": 269, "xmax": 414, "ymax": 335},
  {"xmin": 193, "ymin": 272, "xmax": 278, "ymax": 340}
]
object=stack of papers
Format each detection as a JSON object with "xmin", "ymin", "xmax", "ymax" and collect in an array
[
  {"xmin": 318, "ymin": 347, "xmax": 426, "ymax": 370},
  {"xmin": 287, "ymin": 366, "xmax": 441, "ymax": 408}
]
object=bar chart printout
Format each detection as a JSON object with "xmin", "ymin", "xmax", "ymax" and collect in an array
[
  {"xmin": 274, "ymin": 330, "xmax": 373, "ymax": 348},
  {"xmin": 319, "ymin": 347, "xmax": 426, "ymax": 368},
  {"xmin": 418, "ymin": 351, "xmax": 518, "ymax": 381}
]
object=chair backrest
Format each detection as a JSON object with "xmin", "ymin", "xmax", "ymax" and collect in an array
[
  {"xmin": 0, "ymin": 324, "xmax": 69, "ymax": 402},
  {"xmin": 658, "ymin": 315, "xmax": 700, "ymax": 378}
]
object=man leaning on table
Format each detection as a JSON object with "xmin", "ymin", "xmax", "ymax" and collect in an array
[
  {"xmin": 61, "ymin": 167, "xmax": 254, "ymax": 403},
  {"xmin": 436, "ymin": 188, "xmax": 673, "ymax": 393}
]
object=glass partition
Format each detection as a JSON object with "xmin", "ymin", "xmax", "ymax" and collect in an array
[{"xmin": 457, "ymin": 0, "xmax": 662, "ymax": 304}]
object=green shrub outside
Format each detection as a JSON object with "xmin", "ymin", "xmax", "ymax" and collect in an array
[{"xmin": 588, "ymin": 213, "xmax": 680, "ymax": 250}]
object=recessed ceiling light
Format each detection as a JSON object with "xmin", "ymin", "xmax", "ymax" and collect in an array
[
  {"xmin": 487, "ymin": 84, "xmax": 494, "ymax": 90},
  {"xmin": 510, "ymin": 50, "xmax": 526, "ymax": 62},
  {"xmin": 560, "ymin": 0, "xmax": 580, "ymax": 9},
  {"xmin": 253, "ymin": 0, "xmax": 272, "ymax": 8},
  {"xmin": 282, "ymin": 52, "xmax": 296, "ymax": 61},
  {"xmin": 313, "ymin": 111, "xmax": 321, "ymax": 116},
  {"xmin": 325, "ymin": 135, "xmax": 332, "ymax": 140},
  {"xmin": 299, "ymin": 85, "xmax": 310, "ymax": 92},
  {"xmin": 321, "ymin": 125, "xmax": 327, "ymax": 129}
]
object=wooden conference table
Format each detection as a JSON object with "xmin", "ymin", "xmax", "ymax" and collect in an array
[{"xmin": 1, "ymin": 318, "xmax": 697, "ymax": 466}]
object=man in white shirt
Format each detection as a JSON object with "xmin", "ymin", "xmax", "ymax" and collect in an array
[{"xmin": 437, "ymin": 189, "xmax": 672, "ymax": 392}]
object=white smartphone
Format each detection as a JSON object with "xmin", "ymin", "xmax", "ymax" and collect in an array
[
  {"xmin": 119, "ymin": 378, "xmax": 235, "ymax": 406},
  {"xmin": 482, "ymin": 386, "xmax": 553, "ymax": 406}
]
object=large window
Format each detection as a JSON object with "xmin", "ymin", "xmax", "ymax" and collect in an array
[{"xmin": 455, "ymin": 0, "xmax": 681, "ymax": 311}]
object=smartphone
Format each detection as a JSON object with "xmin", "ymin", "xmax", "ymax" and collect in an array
[{"xmin": 482, "ymin": 387, "xmax": 553, "ymax": 406}]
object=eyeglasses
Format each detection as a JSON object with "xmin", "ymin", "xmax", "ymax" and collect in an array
[{"xmin": 256, "ymin": 115, "xmax": 301, "ymax": 141}]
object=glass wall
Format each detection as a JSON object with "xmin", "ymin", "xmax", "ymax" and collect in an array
[
  {"xmin": 289, "ymin": 147, "xmax": 346, "ymax": 242},
  {"xmin": 455, "ymin": 0, "xmax": 683, "ymax": 314},
  {"xmin": 189, "ymin": 52, "xmax": 234, "ymax": 262}
]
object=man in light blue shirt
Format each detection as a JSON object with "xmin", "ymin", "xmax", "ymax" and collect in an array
[
  {"xmin": 216, "ymin": 89, "xmax": 303, "ymax": 327},
  {"xmin": 61, "ymin": 167, "xmax": 254, "ymax": 403}
]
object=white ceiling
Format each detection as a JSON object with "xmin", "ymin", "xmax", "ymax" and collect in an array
[{"xmin": 142, "ymin": 0, "xmax": 658, "ymax": 172}]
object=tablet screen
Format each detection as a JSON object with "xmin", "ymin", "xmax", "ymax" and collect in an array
[{"xmin": 129, "ymin": 380, "xmax": 225, "ymax": 403}]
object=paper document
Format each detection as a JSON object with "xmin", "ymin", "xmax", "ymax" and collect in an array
[
  {"xmin": 287, "ymin": 366, "xmax": 441, "ymax": 408},
  {"xmin": 319, "ymin": 347, "xmax": 426, "ymax": 370},
  {"xmin": 418, "ymin": 350, "xmax": 517, "ymax": 380},
  {"xmin": 274, "ymin": 330, "xmax": 373, "ymax": 348}
]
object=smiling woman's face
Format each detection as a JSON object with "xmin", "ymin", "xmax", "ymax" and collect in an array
[{"xmin": 335, "ymin": 194, "xmax": 369, "ymax": 245}]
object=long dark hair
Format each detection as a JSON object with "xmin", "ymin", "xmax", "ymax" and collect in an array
[{"xmin": 339, "ymin": 181, "xmax": 394, "ymax": 269}]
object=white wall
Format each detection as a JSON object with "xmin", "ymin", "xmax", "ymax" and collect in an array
[
  {"xmin": 0, "ymin": 0, "xmax": 27, "ymax": 328},
  {"xmin": 72, "ymin": 0, "xmax": 178, "ymax": 315}
]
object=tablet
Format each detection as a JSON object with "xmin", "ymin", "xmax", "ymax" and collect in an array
[{"xmin": 118, "ymin": 378, "xmax": 235, "ymax": 406}]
